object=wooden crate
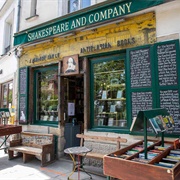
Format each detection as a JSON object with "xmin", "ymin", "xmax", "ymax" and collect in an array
[{"xmin": 103, "ymin": 140, "xmax": 180, "ymax": 180}]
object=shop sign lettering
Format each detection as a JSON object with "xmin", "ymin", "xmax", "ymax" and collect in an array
[
  {"xmin": 117, "ymin": 37, "xmax": 135, "ymax": 47},
  {"xmin": 27, "ymin": 2, "xmax": 132, "ymax": 42},
  {"xmin": 14, "ymin": 0, "xmax": 164, "ymax": 45},
  {"xmin": 80, "ymin": 37, "xmax": 136, "ymax": 53},
  {"xmin": 80, "ymin": 43, "xmax": 112, "ymax": 53},
  {"xmin": 29, "ymin": 53, "xmax": 60, "ymax": 63}
]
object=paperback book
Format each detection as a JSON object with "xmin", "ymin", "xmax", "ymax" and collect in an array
[
  {"xmin": 162, "ymin": 157, "xmax": 179, "ymax": 163},
  {"xmin": 149, "ymin": 116, "xmax": 165, "ymax": 134},
  {"xmin": 131, "ymin": 158, "xmax": 149, "ymax": 164},
  {"xmin": 155, "ymin": 162, "xmax": 174, "ymax": 168},
  {"xmin": 170, "ymin": 149, "xmax": 180, "ymax": 155},
  {"xmin": 166, "ymin": 155, "xmax": 180, "ymax": 160}
]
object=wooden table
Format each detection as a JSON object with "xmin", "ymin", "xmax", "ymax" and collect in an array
[
  {"xmin": 0, "ymin": 125, "xmax": 22, "ymax": 152},
  {"xmin": 64, "ymin": 146, "xmax": 92, "ymax": 180}
]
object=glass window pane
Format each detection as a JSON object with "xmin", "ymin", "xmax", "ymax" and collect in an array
[
  {"xmin": 36, "ymin": 68, "xmax": 58, "ymax": 122},
  {"xmin": 81, "ymin": 0, "xmax": 90, "ymax": 9},
  {"xmin": 1, "ymin": 81, "xmax": 13, "ymax": 108},
  {"xmin": 93, "ymin": 59, "xmax": 126, "ymax": 128},
  {"xmin": 69, "ymin": 0, "xmax": 90, "ymax": 12}
]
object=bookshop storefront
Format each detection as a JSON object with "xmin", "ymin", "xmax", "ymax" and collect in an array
[
  {"xmin": 14, "ymin": 0, "xmax": 180, "ymax": 156},
  {"xmin": 16, "ymin": 11, "xmax": 157, "ymax": 129}
]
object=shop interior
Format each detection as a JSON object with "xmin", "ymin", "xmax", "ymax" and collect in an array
[{"xmin": 63, "ymin": 75, "xmax": 84, "ymax": 126}]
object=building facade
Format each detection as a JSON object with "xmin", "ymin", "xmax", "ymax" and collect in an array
[
  {"xmin": 0, "ymin": 0, "xmax": 21, "ymax": 123},
  {"xmin": 12, "ymin": 0, "xmax": 180, "ymax": 158}
]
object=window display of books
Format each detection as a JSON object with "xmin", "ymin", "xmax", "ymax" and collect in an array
[{"xmin": 95, "ymin": 79, "xmax": 126, "ymax": 127}]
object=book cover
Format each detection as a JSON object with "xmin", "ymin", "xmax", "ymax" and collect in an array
[
  {"xmin": 169, "ymin": 153, "xmax": 180, "ymax": 157},
  {"xmin": 162, "ymin": 115, "xmax": 175, "ymax": 130},
  {"xmin": 98, "ymin": 106, "xmax": 104, "ymax": 113},
  {"xmin": 98, "ymin": 119, "xmax": 104, "ymax": 126},
  {"xmin": 162, "ymin": 157, "xmax": 179, "ymax": 163},
  {"xmin": 108, "ymin": 118, "xmax": 114, "ymax": 126},
  {"xmin": 166, "ymin": 156, "xmax": 180, "ymax": 160},
  {"xmin": 154, "ymin": 146, "xmax": 169, "ymax": 151},
  {"xmin": 110, "ymin": 105, "xmax": 116, "ymax": 113},
  {"xmin": 130, "ymin": 117, "xmax": 137, "ymax": 132},
  {"xmin": 116, "ymin": 90, "xmax": 123, "ymax": 98},
  {"xmin": 159, "ymin": 161, "xmax": 175, "ymax": 167},
  {"xmin": 101, "ymin": 90, "xmax": 107, "ymax": 99},
  {"xmin": 155, "ymin": 162, "xmax": 174, "ymax": 168},
  {"xmin": 149, "ymin": 118, "xmax": 162, "ymax": 134},
  {"xmin": 170, "ymin": 150, "xmax": 180, "ymax": 155},
  {"xmin": 49, "ymin": 116, "xmax": 54, "ymax": 121},
  {"xmin": 149, "ymin": 116, "xmax": 166, "ymax": 134}
]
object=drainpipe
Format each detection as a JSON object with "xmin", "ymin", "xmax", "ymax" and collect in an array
[
  {"xmin": 15, "ymin": 0, "xmax": 21, "ymax": 125},
  {"xmin": 16, "ymin": 0, "xmax": 21, "ymax": 32}
]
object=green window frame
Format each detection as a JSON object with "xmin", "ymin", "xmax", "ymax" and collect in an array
[{"xmin": 33, "ymin": 65, "xmax": 58, "ymax": 127}]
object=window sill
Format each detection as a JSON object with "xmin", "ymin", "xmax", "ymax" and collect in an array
[{"xmin": 26, "ymin": 14, "xmax": 39, "ymax": 21}]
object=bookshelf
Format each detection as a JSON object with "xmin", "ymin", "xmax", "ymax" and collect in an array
[{"xmin": 96, "ymin": 83, "xmax": 126, "ymax": 127}]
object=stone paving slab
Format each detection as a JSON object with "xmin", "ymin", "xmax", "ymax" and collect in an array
[{"xmin": 0, "ymin": 150, "xmax": 106, "ymax": 180}]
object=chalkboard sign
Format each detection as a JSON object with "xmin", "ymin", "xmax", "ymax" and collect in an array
[
  {"xmin": 157, "ymin": 43, "xmax": 178, "ymax": 86},
  {"xmin": 131, "ymin": 91, "xmax": 153, "ymax": 118},
  {"xmin": 128, "ymin": 40, "xmax": 180, "ymax": 136},
  {"xmin": 130, "ymin": 48, "xmax": 151, "ymax": 88},
  {"xmin": 19, "ymin": 67, "xmax": 29, "ymax": 124},
  {"xmin": 160, "ymin": 89, "xmax": 180, "ymax": 124},
  {"xmin": 19, "ymin": 68, "xmax": 28, "ymax": 94}
]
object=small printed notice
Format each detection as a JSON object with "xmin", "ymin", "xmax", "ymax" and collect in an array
[{"xmin": 68, "ymin": 102, "xmax": 75, "ymax": 116}]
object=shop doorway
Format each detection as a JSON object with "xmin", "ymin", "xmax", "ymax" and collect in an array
[{"xmin": 63, "ymin": 75, "xmax": 84, "ymax": 149}]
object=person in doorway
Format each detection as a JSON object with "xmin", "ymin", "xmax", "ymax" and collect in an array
[{"xmin": 65, "ymin": 57, "xmax": 76, "ymax": 73}]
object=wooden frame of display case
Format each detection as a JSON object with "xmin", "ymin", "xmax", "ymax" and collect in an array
[{"xmin": 104, "ymin": 140, "xmax": 180, "ymax": 180}]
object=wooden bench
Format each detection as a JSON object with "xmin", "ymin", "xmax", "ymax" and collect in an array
[
  {"xmin": 76, "ymin": 133, "xmax": 127, "ymax": 160},
  {"xmin": 8, "ymin": 132, "xmax": 55, "ymax": 167}
]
